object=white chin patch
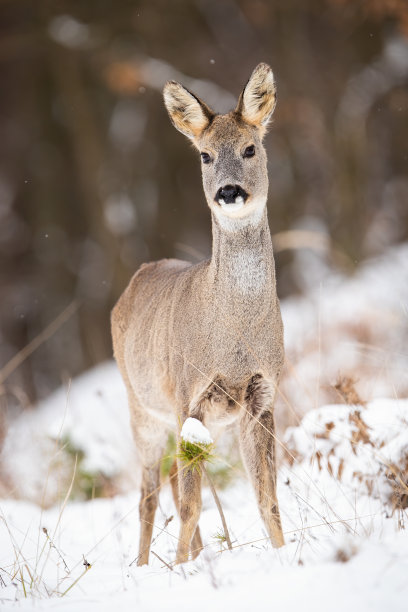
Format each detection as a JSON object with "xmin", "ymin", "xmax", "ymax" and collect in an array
[
  {"xmin": 213, "ymin": 196, "xmax": 266, "ymax": 229},
  {"xmin": 219, "ymin": 195, "xmax": 245, "ymax": 212}
]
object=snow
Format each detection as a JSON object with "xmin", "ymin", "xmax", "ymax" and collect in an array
[
  {"xmin": 180, "ymin": 417, "xmax": 213, "ymax": 445},
  {"xmin": 1, "ymin": 245, "xmax": 408, "ymax": 610},
  {"xmin": 1, "ymin": 388, "xmax": 408, "ymax": 610},
  {"xmin": 1, "ymin": 362, "xmax": 138, "ymax": 505}
]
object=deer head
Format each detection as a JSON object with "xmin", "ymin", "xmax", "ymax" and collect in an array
[{"xmin": 163, "ymin": 63, "xmax": 277, "ymax": 224}]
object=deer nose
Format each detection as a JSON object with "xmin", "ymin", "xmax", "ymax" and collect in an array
[{"xmin": 215, "ymin": 185, "xmax": 248, "ymax": 205}]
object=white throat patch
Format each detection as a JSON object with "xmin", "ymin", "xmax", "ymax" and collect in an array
[{"xmin": 229, "ymin": 248, "xmax": 266, "ymax": 294}]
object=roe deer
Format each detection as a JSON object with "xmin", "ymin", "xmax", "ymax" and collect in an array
[{"xmin": 111, "ymin": 63, "xmax": 285, "ymax": 565}]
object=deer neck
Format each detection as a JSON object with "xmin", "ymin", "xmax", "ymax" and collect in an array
[{"xmin": 208, "ymin": 205, "xmax": 276, "ymax": 306}]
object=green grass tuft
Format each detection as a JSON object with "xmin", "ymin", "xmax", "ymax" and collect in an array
[
  {"xmin": 177, "ymin": 439, "xmax": 215, "ymax": 472},
  {"xmin": 212, "ymin": 529, "xmax": 227, "ymax": 543},
  {"xmin": 61, "ymin": 435, "xmax": 111, "ymax": 500}
]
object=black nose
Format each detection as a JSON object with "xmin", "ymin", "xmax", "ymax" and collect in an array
[{"xmin": 215, "ymin": 185, "xmax": 248, "ymax": 204}]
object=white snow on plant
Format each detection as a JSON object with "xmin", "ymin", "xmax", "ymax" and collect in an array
[
  {"xmin": 284, "ymin": 397, "xmax": 408, "ymax": 508},
  {"xmin": 181, "ymin": 417, "xmax": 213, "ymax": 445}
]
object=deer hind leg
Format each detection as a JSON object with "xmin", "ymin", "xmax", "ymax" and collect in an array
[
  {"xmin": 129, "ymin": 404, "xmax": 169, "ymax": 566},
  {"xmin": 239, "ymin": 375, "xmax": 284, "ymax": 548},
  {"xmin": 169, "ymin": 460, "xmax": 203, "ymax": 559}
]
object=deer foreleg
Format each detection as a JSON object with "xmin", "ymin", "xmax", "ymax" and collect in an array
[
  {"xmin": 175, "ymin": 455, "xmax": 202, "ymax": 564},
  {"xmin": 169, "ymin": 460, "xmax": 203, "ymax": 559}
]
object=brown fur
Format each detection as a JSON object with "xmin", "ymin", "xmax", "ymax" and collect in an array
[{"xmin": 111, "ymin": 63, "xmax": 285, "ymax": 565}]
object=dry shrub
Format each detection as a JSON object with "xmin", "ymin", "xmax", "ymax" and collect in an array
[
  {"xmin": 332, "ymin": 375, "xmax": 365, "ymax": 407},
  {"xmin": 386, "ymin": 457, "xmax": 408, "ymax": 511},
  {"xmin": 284, "ymin": 399, "xmax": 408, "ymax": 512},
  {"xmin": 348, "ymin": 410, "xmax": 372, "ymax": 448},
  {"xmin": 335, "ymin": 543, "xmax": 358, "ymax": 563}
]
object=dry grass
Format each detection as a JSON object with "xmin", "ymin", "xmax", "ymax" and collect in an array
[
  {"xmin": 285, "ymin": 394, "xmax": 408, "ymax": 517},
  {"xmin": 332, "ymin": 375, "xmax": 365, "ymax": 407}
]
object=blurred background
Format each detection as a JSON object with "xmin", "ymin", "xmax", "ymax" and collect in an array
[{"xmin": 0, "ymin": 0, "xmax": 407, "ymax": 410}]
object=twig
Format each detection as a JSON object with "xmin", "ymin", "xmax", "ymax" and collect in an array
[
  {"xmin": 216, "ymin": 512, "xmax": 380, "ymax": 554},
  {"xmin": 130, "ymin": 515, "xmax": 174, "ymax": 567},
  {"xmin": 204, "ymin": 467, "xmax": 232, "ymax": 551},
  {"xmin": 59, "ymin": 560, "xmax": 91, "ymax": 598},
  {"xmin": 37, "ymin": 454, "xmax": 78, "ymax": 583},
  {"xmin": 19, "ymin": 568, "xmax": 27, "ymax": 598},
  {"xmin": 42, "ymin": 528, "xmax": 69, "ymax": 573},
  {"xmin": 151, "ymin": 551, "xmax": 173, "ymax": 571}
]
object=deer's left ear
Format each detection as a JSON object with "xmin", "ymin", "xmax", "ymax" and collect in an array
[{"xmin": 236, "ymin": 63, "xmax": 277, "ymax": 132}]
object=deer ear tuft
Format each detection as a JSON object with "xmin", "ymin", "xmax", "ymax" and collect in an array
[
  {"xmin": 236, "ymin": 63, "xmax": 276, "ymax": 132},
  {"xmin": 163, "ymin": 81, "xmax": 214, "ymax": 140}
]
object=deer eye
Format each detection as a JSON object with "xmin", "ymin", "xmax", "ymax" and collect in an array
[
  {"xmin": 243, "ymin": 145, "xmax": 255, "ymax": 158},
  {"xmin": 200, "ymin": 152, "xmax": 211, "ymax": 164}
]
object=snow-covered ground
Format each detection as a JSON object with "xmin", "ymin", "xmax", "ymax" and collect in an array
[
  {"xmin": 1, "ymin": 244, "xmax": 408, "ymax": 610},
  {"xmin": 1, "ymin": 362, "xmax": 137, "ymax": 506},
  {"xmin": 1, "ymin": 394, "xmax": 407, "ymax": 611}
]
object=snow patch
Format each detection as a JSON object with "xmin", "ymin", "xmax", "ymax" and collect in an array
[
  {"xmin": 1, "ymin": 361, "xmax": 137, "ymax": 504},
  {"xmin": 181, "ymin": 417, "xmax": 213, "ymax": 445}
]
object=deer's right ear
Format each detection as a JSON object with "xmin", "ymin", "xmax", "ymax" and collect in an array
[{"xmin": 163, "ymin": 81, "xmax": 214, "ymax": 140}]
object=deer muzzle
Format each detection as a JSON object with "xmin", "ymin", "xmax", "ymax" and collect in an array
[{"xmin": 215, "ymin": 185, "xmax": 249, "ymax": 210}]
